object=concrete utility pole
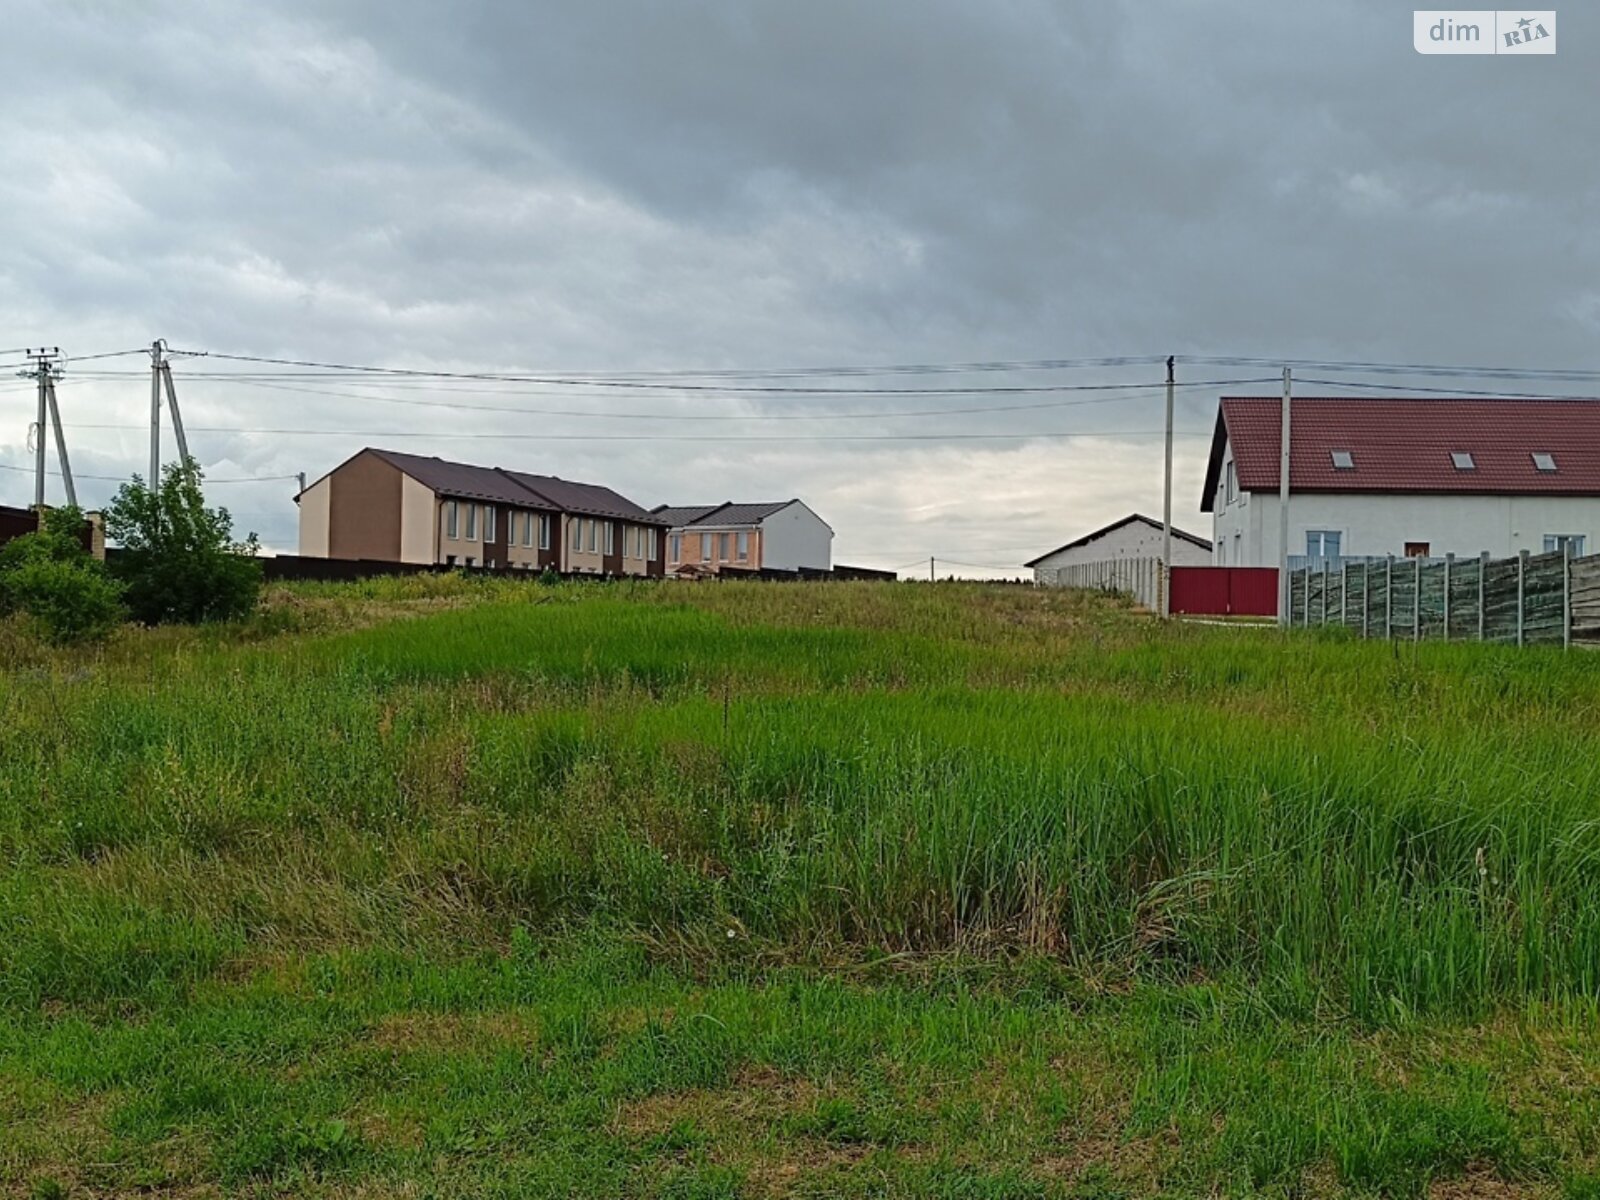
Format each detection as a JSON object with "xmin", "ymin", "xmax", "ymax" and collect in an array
[
  {"xmin": 1161, "ymin": 355, "xmax": 1175, "ymax": 619},
  {"xmin": 44, "ymin": 371, "xmax": 76, "ymax": 508},
  {"xmin": 22, "ymin": 348, "xmax": 69, "ymax": 508},
  {"xmin": 929, "ymin": 556, "xmax": 935, "ymax": 582},
  {"xmin": 147, "ymin": 338, "xmax": 191, "ymax": 483},
  {"xmin": 149, "ymin": 339, "xmax": 163, "ymax": 484},
  {"xmin": 1278, "ymin": 366, "xmax": 1292, "ymax": 627}
]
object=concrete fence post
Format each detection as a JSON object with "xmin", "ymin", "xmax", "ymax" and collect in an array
[
  {"xmin": 1444, "ymin": 554, "xmax": 1453, "ymax": 642},
  {"xmin": 1385, "ymin": 555, "xmax": 1394, "ymax": 640},
  {"xmin": 1341, "ymin": 561, "xmax": 1349, "ymax": 627},
  {"xmin": 1479, "ymin": 551, "xmax": 1489, "ymax": 643},
  {"xmin": 1321, "ymin": 558, "xmax": 1330, "ymax": 628},
  {"xmin": 1414, "ymin": 556, "xmax": 1422, "ymax": 642},
  {"xmin": 1517, "ymin": 549, "xmax": 1528, "ymax": 647},
  {"xmin": 1564, "ymin": 542, "xmax": 1572, "ymax": 651},
  {"xmin": 1363, "ymin": 560, "xmax": 1371, "ymax": 639}
]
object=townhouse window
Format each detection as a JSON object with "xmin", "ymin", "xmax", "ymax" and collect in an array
[
  {"xmin": 670, "ymin": 534, "xmax": 681, "ymax": 562},
  {"xmin": 587, "ymin": 519, "xmax": 597, "ymax": 553},
  {"xmin": 445, "ymin": 554, "xmax": 457, "ymax": 567},
  {"xmin": 445, "ymin": 501, "xmax": 459, "ymax": 539},
  {"xmin": 718, "ymin": 533, "xmax": 730, "ymax": 561},
  {"xmin": 1545, "ymin": 534, "xmax": 1586, "ymax": 556},
  {"xmin": 571, "ymin": 517, "xmax": 581, "ymax": 550},
  {"xmin": 736, "ymin": 531, "xmax": 749, "ymax": 560},
  {"xmin": 465, "ymin": 503, "xmax": 478, "ymax": 541},
  {"xmin": 1225, "ymin": 461, "xmax": 1237, "ymax": 504},
  {"xmin": 483, "ymin": 505, "xmax": 496, "ymax": 543},
  {"xmin": 631, "ymin": 526, "xmax": 641, "ymax": 557},
  {"xmin": 647, "ymin": 527, "xmax": 657, "ymax": 559},
  {"xmin": 605, "ymin": 520, "xmax": 615, "ymax": 555},
  {"xmin": 701, "ymin": 533, "xmax": 712, "ymax": 562},
  {"xmin": 539, "ymin": 514, "xmax": 551, "ymax": 551}
]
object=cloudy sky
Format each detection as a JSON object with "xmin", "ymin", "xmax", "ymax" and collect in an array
[{"xmin": 1, "ymin": 1, "xmax": 1594, "ymax": 571}]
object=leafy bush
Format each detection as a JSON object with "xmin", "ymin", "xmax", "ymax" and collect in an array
[
  {"xmin": 104, "ymin": 459, "xmax": 262, "ymax": 625},
  {"xmin": 0, "ymin": 505, "xmax": 124, "ymax": 645}
]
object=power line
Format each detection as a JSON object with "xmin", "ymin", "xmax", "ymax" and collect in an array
[
  {"xmin": 61, "ymin": 424, "xmax": 1214, "ymax": 442},
  {"xmin": 0, "ymin": 461, "xmax": 297, "ymax": 485},
  {"xmin": 165, "ymin": 350, "xmax": 1192, "ymax": 395},
  {"xmin": 105, "ymin": 374, "xmax": 1267, "ymax": 422}
]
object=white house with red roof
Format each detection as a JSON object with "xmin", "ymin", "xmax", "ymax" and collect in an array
[{"xmin": 1202, "ymin": 397, "xmax": 1600, "ymax": 567}]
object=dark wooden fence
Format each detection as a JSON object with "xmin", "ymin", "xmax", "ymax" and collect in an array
[
  {"xmin": 253, "ymin": 554, "xmax": 896, "ymax": 585},
  {"xmin": 1288, "ymin": 550, "xmax": 1597, "ymax": 648}
]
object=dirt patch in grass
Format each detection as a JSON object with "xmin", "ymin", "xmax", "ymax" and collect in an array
[
  {"xmin": 366, "ymin": 1010, "xmax": 540, "ymax": 1054},
  {"xmin": 615, "ymin": 1066, "xmax": 822, "ymax": 1139},
  {"xmin": 1428, "ymin": 1166, "xmax": 1545, "ymax": 1198}
]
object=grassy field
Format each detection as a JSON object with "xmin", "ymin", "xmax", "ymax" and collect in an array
[{"xmin": 4, "ymin": 577, "xmax": 1600, "ymax": 1198}]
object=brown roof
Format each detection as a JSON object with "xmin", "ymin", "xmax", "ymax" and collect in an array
[
  {"xmin": 1024, "ymin": 513, "xmax": 1211, "ymax": 568},
  {"xmin": 651, "ymin": 501, "xmax": 800, "ymax": 528},
  {"xmin": 350, "ymin": 449, "xmax": 666, "ymax": 523},
  {"xmin": 1202, "ymin": 397, "xmax": 1600, "ymax": 512}
]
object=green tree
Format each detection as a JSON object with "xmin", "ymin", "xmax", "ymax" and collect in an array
[
  {"xmin": 104, "ymin": 459, "xmax": 262, "ymax": 625},
  {"xmin": 0, "ymin": 505, "xmax": 125, "ymax": 645}
]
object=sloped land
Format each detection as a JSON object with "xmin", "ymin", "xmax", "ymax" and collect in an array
[{"xmin": 3, "ymin": 577, "xmax": 1600, "ymax": 1198}]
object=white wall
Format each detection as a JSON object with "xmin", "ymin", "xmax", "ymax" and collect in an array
[
  {"xmin": 1030, "ymin": 519, "xmax": 1210, "ymax": 582},
  {"xmin": 760, "ymin": 501, "xmax": 833, "ymax": 570},
  {"xmin": 399, "ymin": 475, "xmax": 436, "ymax": 564},
  {"xmin": 1214, "ymin": 488, "xmax": 1600, "ymax": 566},
  {"xmin": 297, "ymin": 477, "xmax": 330, "ymax": 557}
]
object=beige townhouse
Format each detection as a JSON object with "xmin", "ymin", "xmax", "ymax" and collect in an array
[
  {"xmin": 297, "ymin": 448, "xmax": 667, "ymax": 576},
  {"xmin": 654, "ymin": 500, "xmax": 833, "ymax": 576}
]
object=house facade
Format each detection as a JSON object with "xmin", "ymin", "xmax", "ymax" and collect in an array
[
  {"xmin": 654, "ymin": 500, "xmax": 833, "ymax": 576},
  {"xmin": 1203, "ymin": 397, "xmax": 1600, "ymax": 566},
  {"xmin": 1024, "ymin": 513, "xmax": 1212, "ymax": 583},
  {"xmin": 297, "ymin": 448, "xmax": 668, "ymax": 575}
]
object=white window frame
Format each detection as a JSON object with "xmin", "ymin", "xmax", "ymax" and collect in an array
[
  {"xmin": 1306, "ymin": 529, "xmax": 1342, "ymax": 559},
  {"xmin": 736, "ymin": 530, "xmax": 749, "ymax": 560},
  {"xmin": 1225, "ymin": 460, "xmax": 1237, "ymax": 504},
  {"xmin": 605, "ymin": 520, "xmax": 615, "ymax": 555},
  {"xmin": 587, "ymin": 519, "xmax": 597, "ymax": 553},
  {"xmin": 465, "ymin": 503, "xmax": 478, "ymax": 541},
  {"xmin": 701, "ymin": 533, "xmax": 712, "ymax": 563},
  {"xmin": 539, "ymin": 514, "xmax": 551, "ymax": 551},
  {"xmin": 648, "ymin": 527, "xmax": 657, "ymax": 559},
  {"xmin": 670, "ymin": 534, "xmax": 681, "ymax": 562},
  {"xmin": 484, "ymin": 505, "xmax": 496, "ymax": 543},
  {"xmin": 445, "ymin": 500, "xmax": 459, "ymax": 539},
  {"xmin": 1545, "ymin": 534, "xmax": 1586, "ymax": 555},
  {"xmin": 571, "ymin": 517, "xmax": 581, "ymax": 550}
]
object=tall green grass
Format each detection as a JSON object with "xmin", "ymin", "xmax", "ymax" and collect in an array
[{"xmin": 3, "ymin": 582, "xmax": 1599, "ymax": 1022}]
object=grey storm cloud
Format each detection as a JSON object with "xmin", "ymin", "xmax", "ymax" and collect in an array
[{"xmin": 0, "ymin": 1, "xmax": 1594, "ymax": 566}]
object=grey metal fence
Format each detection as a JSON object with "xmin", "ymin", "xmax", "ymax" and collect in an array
[
  {"xmin": 1288, "ymin": 550, "xmax": 1599, "ymax": 648},
  {"xmin": 1038, "ymin": 557, "xmax": 1164, "ymax": 612}
]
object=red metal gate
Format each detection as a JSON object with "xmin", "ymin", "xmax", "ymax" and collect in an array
[{"xmin": 1169, "ymin": 566, "xmax": 1278, "ymax": 617}]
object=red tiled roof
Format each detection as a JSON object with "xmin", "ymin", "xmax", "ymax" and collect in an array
[{"xmin": 1201, "ymin": 397, "xmax": 1600, "ymax": 511}]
